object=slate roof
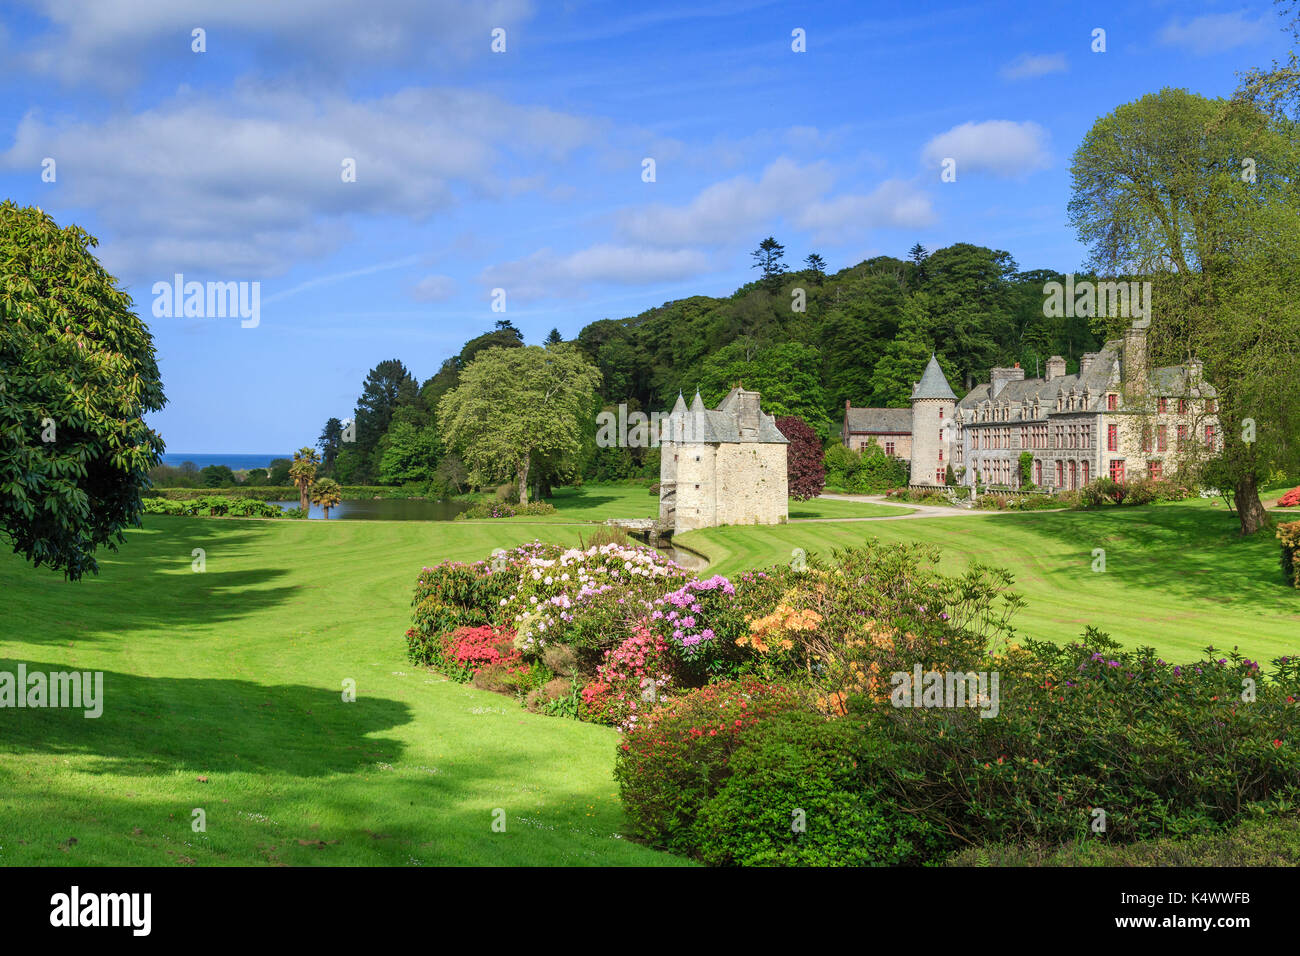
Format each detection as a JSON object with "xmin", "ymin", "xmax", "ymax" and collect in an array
[
  {"xmin": 661, "ymin": 388, "xmax": 788, "ymax": 444},
  {"xmin": 957, "ymin": 339, "xmax": 1216, "ymax": 421},
  {"xmin": 911, "ymin": 354, "xmax": 958, "ymax": 401},
  {"xmin": 845, "ymin": 407, "xmax": 913, "ymax": 434}
]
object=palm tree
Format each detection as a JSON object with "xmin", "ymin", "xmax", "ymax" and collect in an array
[
  {"xmin": 310, "ymin": 477, "xmax": 342, "ymax": 519},
  {"xmin": 289, "ymin": 446, "xmax": 320, "ymax": 514}
]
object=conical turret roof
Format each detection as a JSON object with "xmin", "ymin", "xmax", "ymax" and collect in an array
[{"xmin": 912, "ymin": 354, "xmax": 956, "ymax": 401}]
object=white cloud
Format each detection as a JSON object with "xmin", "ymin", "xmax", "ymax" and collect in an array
[
  {"xmin": 616, "ymin": 158, "xmax": 929, "ymax": 246},
  {"xmin": 618, "ymin": 159, "xmax": 833, "ymax": 245},
  {"xmin": 411, "ymin": 274, "xmax": 458, "ymax": 302},
  {"xmin": 1158, "ymin": 11, "xmax": 1270, "ymax": 55},
  {"xmin": 921, "ymin": 120, "xmax": 1050, "ymax": 178},
  {"xmin": 795, "ymin": 179, "xmax": 936, "ymax": 240},
  {"xmin": 12, "ymin": 0, "xmax": 535, "ymax": 86},
  {"xmin": 0, "ymin": 83, "xmax": 597, "ymax": 280},
  {"xmin": 999, "ymin": 52, "xmax": 1067, "ymax": 80},
  {"xmin": 480, "ymin": 245, "xmax": 712, "ymax": 302}
]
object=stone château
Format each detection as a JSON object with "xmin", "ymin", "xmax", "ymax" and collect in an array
[
  {"xmin": 659, "ymin": 387, "xmax": 788, "ymax": 533},
  {"xmin": 841, "ymin": 318, "xmax": 1220, "ymax": 491}
]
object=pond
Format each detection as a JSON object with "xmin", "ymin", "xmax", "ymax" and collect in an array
[{"xmin": 269, "ymin": 499, "xmax": 472, "ymax": 521}]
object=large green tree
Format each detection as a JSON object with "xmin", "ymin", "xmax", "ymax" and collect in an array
[
  {"xmin": 352, "ymin": 359, "xmax": 415, "ymax": 480},
  {"xmin": 691, "ymin": 339, "xmax": 831, "ymax": 438},
  {"xmin": 1068, "ymin": 87, "xmax": 1300, "ymax": 533},
  {"xmin": 0, "ymin": 202, "xmax": 166, "ymax": 579},
  {"xmin": 438, "ymin": 344, "xmax": 601, "ymax": 504}
]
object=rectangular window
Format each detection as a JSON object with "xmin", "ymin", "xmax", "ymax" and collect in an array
[
  {"xmin": 938, "ymin": 449, "xmax": 943, "ymax": 461},
  {"xmin": 1205, "ymin": 426, "xmax": 1216, "ymax": 446},
  {"xmin": 1178, "ymin": 399, "xmax": 1188, "ymax": 414},
  {"xmin": 936, "ymin": 469, "xmax": 944, "ymax": 483},
  {"xmin": 1157, "ymin": 425, "xmax": 1167, "ymax": 453},
  {"xmin": 1148, "ymin": 461, "xmax": 1162, "ymax": 480},
  {"xmin": 1082, "ymin": 461, "xmax": 1089, "ymax": 484},
  {"xmin": 1110, "ymin": 459, "xmax": 1125, "ymax": 482},
  {"xmin": 1107, "ymin": 424, "xmax": 1118, "ymax": 451},
  {"xmin": 885, "ymin": 441, "xmax": 894, "ymax": 455},
  {"xmin": 1142, "ymin": 429, "xmax": 1152, "ymax": 454},
  {"xmin": 1108, "ymin": 394, "xmax": 1118, "ymax": 411},
  {"xmin": 1178, "ymin": 424, "xmax": 1187, "ymax": 447},
  {"xmin": 1206, "ymin": 399, "xmax": 1216, "ymax": 414},
  {"xmin": 1157, "ymin": 397, "xmax": 1168, "ymax": 413}
]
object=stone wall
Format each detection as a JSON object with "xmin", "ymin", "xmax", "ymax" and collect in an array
[{"xmin": 909, "ymin": 397, "xmax": 955, "ymax": 486}]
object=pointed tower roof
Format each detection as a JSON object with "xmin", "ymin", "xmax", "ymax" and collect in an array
[
  {"xmin": 670, "ymin": 392, "xmax": 687, "ymax": 415},
  {"xmin": 689, "ymin": 391, "xmax": 706, "ymax": 414},
  {"xmin": 911, "ymin": 354, "xmax": 957, "ymax": 401}
]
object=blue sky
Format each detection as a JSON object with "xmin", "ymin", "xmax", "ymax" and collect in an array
[{"xmin": 0, "ymin": 0, "xmax": 1291, "ymax": 452}]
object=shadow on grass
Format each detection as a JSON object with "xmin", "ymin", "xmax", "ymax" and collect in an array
[
  {"xmin": 0, "ymin": 659, "xmax": 410, "ymax": 778},
  {"xmin": 0, "ymin": 522, "xmax": 303, "ymax": 645}
]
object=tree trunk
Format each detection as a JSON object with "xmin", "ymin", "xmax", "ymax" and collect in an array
[
  {"xmin": 1233, "ymin": 471, "xmax": 1268, "ymax": 535},
  {"xmin": 517, "ymin": 457, "xmax": 530, "ymax": 505},
  {"xmin": 299, "ymin": 485, "xmax": 309, "ymax": 513}
]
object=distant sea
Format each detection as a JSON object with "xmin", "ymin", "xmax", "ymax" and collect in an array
[{"xmin": 160, "ymin": 453, "xmax": 287, "ymax": 470}]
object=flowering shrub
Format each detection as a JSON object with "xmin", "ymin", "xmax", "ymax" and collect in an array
[
  {"xmin": 1279, "ymin": 486, "xmax": 1300, "ymax": 508},
  {"xmin": 446, "ymin": 625, "xmax": 520, "ymax": 672},
  {"xmin": 613, "ymin": 680, "xmax": 801, "ymax": 854},
  {"xmin": 581, "ymin": 626, "xmax": 675, "ymax": 729},
  {"xmin": 407, "ymin": 556, "xmax": 520, "ymax": 665},
  {"xmin": 726, "ymin": 543, "xmax": 1022, "ymax": 714},
  {"xmin": 502, "ymin": 543, "xmax": 690, "ymax": 657},
  {"xmin": 1279, "ymin": 521, "xmax": 1300, "ymax": 588}
]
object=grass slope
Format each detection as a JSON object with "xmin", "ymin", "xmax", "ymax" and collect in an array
[
  {"xmin": 678, "ymin": 501, "xmax": 1300, "ymax": 662},
  {"xmin": 0, "ymin": 517, "xmax": 686, "ymax": 866}
]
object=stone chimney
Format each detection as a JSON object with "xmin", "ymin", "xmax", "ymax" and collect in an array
[
  {"xmin": 1123, "ymin": 318, "xmax": 1149, "ymax": 388},
  {"xmin": 990, "ymin": 365, "xmax": 1026, "ymax": 398},
  {"xmin": 736, "ymin": 389, "xmax": 760, "ymax": 437},
  {"xmin": 1045, "ymin": 355, "xmax": 1066, "ymax": 382},
  {"xmin": 1079, "ymin": 352, "xmax": 1099, "ymax": 376},
  {"xmin": 1187, "ymin": 358, "xmax": 1203, "ymax": 386}
]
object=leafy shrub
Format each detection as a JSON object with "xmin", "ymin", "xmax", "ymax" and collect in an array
[
  {"xmin": 614, "ymin": 680, "xmax": 801, "ymax": 855},
  {"xmin": 147, "ymin": 485, "xmax": 425, "ymax": 501},
  {"xmin": 1279, "ymin": 486, "xmax": 1300, "ymax": 508},
  {"xmin": 975, "ymin": 493, "xmax": 1060, "ymax": 511},
  {"xmin": 948, "ymin": 817, "xmax": 1300, "ymax": 867},
  {"xmin": 407, "ymin": 558, "xmax": 519, "ymax": 665},
  {"xmin": 1279, "ymin": 521, "xmax": 1300, "ymax": 588},
  {"xmin": 142, "ymin": 496, "xmax": 287, "ymax": 518},
  {"xmin": 454, "ymin": 500, "xmax": 557, "ymax": 519},
  {"xmin": 824, "ymin": 441, "xmax": 908, "ymax": 494},
  {"xmin": 696, "ymin": 710, "xmax": 948, "ymax": 866},
  {"xmin": 776, "ymin": 415, "xmax": 826, "ymax": 500},
  {"xmin": 852, "ymin": 630, "xmax": 1300, "ymax": 848},
  {"xmin": 730, "ymin": 543, "xmax": 1022, "ymax": 713},
  {"xmin": 582, "ymin": 525, "xmax": 633, "ymax": 548}
]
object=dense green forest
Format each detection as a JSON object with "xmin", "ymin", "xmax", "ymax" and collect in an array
[{"xmin": 229, "ymin": 241, "xmax": 1103, "ymax": 493}]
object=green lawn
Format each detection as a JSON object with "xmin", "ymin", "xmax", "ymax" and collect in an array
[
  {"xmin": 677, "ymin": 500, "xmax": 1300, "ymax": 662},
  {"xmin": 3, "ymin": 484, "xmax": 1295, "ymax": 866},
  {"xmin": 789, "ymin": 497, "xmax": 915, "ymax": 519},
  {"xmin": 460, "ymin": 483, "xmax": 914, "ymax": 524},
  {"xmin": 0, "ymin": 517, "xmax": 686, "ymax": 866}
]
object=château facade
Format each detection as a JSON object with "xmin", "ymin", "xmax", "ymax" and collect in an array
[
  {"xmin": 659, "ymin": 387, "xmax": 789, "ymax": 533},
  {"xmin": 841, "ymin": 319, "xmax": 1220, "ymax": 492}
]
